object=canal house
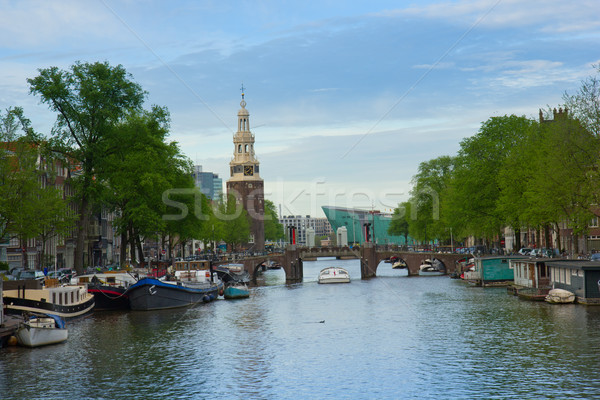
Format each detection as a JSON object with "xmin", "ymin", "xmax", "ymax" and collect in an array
[
  {"xmin": 511, "ymin": 258, "xmax": 551, "ymax": 289},
  {"xmin": 471, "ymin": 256, "xmax": 527, "ymax": 286},
  {"xmin": 545, "ymin": 260, "xmax": 600, "ymax": 305}
]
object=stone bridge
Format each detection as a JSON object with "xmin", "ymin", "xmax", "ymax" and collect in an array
[{"xmin": 215, "ymin": 245, "xmax": 467, "ymax": 283}]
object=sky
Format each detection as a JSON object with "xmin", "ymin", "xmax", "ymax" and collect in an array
[{"xmin": 1, "ymin": 0, "xmax": 599, "ymax": 218}]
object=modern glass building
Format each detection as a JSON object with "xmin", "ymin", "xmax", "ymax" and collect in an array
[
  {"xmin": 192, "ymin": 165, "xmax": 223, "ymax": 200},
  {"xmin": 321, "ymin": 206, "xmax": 411, "ymax": 246}
]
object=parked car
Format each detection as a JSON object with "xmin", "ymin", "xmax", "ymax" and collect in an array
[
  {"xmin": 17, "ymin": 270, "xmax": 45, "ymax": 280},
  {"xmin": 47, "ymin": 268, "xmax": 74, "ymax": 283},
  {"xmin": 529, "ymin": 248, "xmax": 556, "ymax": 258},
  {"xmin": 9, "ymin": 267, "xmax": 25, "ymax": 279},
  {"xmin": 518, "ymin": 248, "xmax": 532, "ymax": 256},
  {"xmin": 590, "ymin": 253, "xmax": 600, "ymax": 261}
]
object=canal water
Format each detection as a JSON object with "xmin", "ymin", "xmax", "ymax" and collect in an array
[{"xmin": 2, "ymin": 257, "xmax": 600, "ymax": 399}]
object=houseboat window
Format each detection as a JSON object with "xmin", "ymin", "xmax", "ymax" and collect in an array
[
  {"xmin": 59, "ymin": 292, "xmax": 63, "ymax": 305},
  {"xmin": 52, "ymin": 292, "xmax": 56, "ymax": 304},
  {"xmin": 579, "ymin": 270, "xmax": 584, "ymax": 277},
  {"xmin": 71, "ymin": 291, "xmax": 75, "ymax": 304},
  {"xmin": 501, "ymin": 259, "xmax": 507, "ymax": 263}
]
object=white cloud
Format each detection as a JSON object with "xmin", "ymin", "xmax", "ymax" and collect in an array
[
  {"xmin": 0, "ymin": 1, "xmax": 126, "ymax": 48},
  {"xmin": 377, "ymin": 0, "xmax": 600, "ymax": 33}
]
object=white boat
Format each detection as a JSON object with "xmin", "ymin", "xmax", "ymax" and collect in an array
[
  {"xmin": 3, "ymin": 281, "xmax": 95, "ymax": 319},
  {"xmin": 545, "ymin": 288, "xmax": 576, "ymax": 304},
  {"xmin": 15, "ymin": 314, "xmax": 68, "ymax": 347},
  {"xmin": 318, "ymin": 267, "xmax": 350, "ymax": 284},
  {"xmin": 419, "ymin": 259, "xmax": 445, "ymax": 276}
]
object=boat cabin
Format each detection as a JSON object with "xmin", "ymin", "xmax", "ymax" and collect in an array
[
  {"xmin": 545, "ymin": 260, "xmax": 600, "ymax": 305},
  {"xmin": 3, "ymin": 283, "xmax": 89, "ymax": 307},
  {"xmin": 472, "ymin": 256, "xmax": 527, "ymax": 286},
  {"xmin": 172, "ymin": 260, "xmax": 211, "ymax": 271},
  {"xmin": 511, "ymin": 259, "xmax": 551, "ymax": 289}
]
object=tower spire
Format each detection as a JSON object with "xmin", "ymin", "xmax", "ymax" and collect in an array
[{"xmin": 240, "ymin": 83, "xmax": 246, "ymax": 108}]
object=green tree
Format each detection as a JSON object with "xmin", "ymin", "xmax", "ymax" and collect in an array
[
  {"xmin": 445, "ymin": 115, "xmax": 533, "ymax": 243},
  {"xmin": 215, "ymin": 194, "xmax": 250, "ymax": 251},
  {"xmin": 388, "ymin": 201, "xmax": 411, "ymax": 245},
  {"xmin": 563, "ymin": 64, "xmax": 600, "ymax": 137},
  {"xmin": 264, "ymin": 200, "xmax": 284, "ymax": 242},
  {"xmin": 526, "ymin": 113, "xmax": 599, "ymax": 252},
  {"xmin": 28, "ymin": 61, "xmax": 146, "ymax": 273},
  {"xmin": 495, "ymin": 118, "xmax": 538, "ymax": 250},
  {"xmin": 98, "ymin": 107, "xmax": 198, "ymax": 265},
  {"xmin": 407, "ymin": 156, "xmax": 454, "ymax": 243},
  {"xmin": 0, "ymin": 108, "xmax": 74, "ymax": 249}
]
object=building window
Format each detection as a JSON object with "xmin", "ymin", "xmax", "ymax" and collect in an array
[
  {"xmin": 238, "ymin": 144, "xmax": 242, "ymax": 153},
  {"xmin": 245, "ymin": 144, "xmax": 248, "ymax": 152}
]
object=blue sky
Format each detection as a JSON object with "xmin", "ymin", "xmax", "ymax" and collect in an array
[{"xmin": 1, "ymin": 0, "xmax": 599, "ymax": 217}]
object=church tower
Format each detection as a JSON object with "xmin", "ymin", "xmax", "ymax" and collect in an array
[{"xmin": 226, "ymin": 88, "xmax": 265, "ymax": 251}]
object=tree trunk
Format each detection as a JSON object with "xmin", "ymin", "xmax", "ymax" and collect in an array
[
  {"xmin": 74, "ymin": 196, "xmax": 89, "ymax": 274},
  {"xmin": 514, "ymin": 227, "xmax": 521, "ymax": 251},
  {"xmin": 135, "ymin": 231, "xmax": 144, "ymax": 267},
  {"xmin": 544, "ymin": 224, "xmax": 551, "ymax": 249},
  {"xmin": 120, "ymin": 230, "xmax": 127, "ymax": 267},
  {"xmin": 554, "ymin": 223, "xmax": 561, "ymax": 252},
  {"xmin": 128, "ymin": 225, "xmax": 136, "ymax": 265}
]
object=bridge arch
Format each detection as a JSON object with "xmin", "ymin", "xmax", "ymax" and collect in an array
[{"xmin": 213, "ymin": 248, "xmax": 466, "ymax": 283}]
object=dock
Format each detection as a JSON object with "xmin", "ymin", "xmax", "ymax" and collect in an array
[{"xmin": 0, "ymin": 314, "xmax": 22, "ymax": 347}]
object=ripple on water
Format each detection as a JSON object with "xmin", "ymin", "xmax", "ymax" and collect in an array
[{"xmin": 3, "ymin": 260, "xmax": 600, "ymax": 399}]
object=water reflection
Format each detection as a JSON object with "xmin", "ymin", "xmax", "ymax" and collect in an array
[{"xmin": 3, "ymin": 258, "xmax": 600, "ymax": 399}]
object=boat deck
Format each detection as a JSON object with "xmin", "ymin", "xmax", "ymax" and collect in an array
[{"xmin": 0, "ymin": 315, "xmax": 24, "ymax": 347}]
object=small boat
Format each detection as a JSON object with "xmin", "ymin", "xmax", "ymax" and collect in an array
[
  {"xmin": 545, "ymin": 288, "xmax": 576, "ymax": 304},
  {"xmin": 214, "ymin": 264, "xmax": 250, "ymax": 284},
  {"xmin": 224, "ymin": 282, "xmax": 250, "ymax": 299},
  {"xmin": 3, "ymin": 280, "xmax": 95, "ymax": 319},
  {"xmin": 392, "ymin": 259, "xmax": 407, "ymax": 269},
  {"xmin": 517, "ymin": 287, "xmax": 551, "ymax": 302},
  {"xmin": 15, "ymin": 313, "xmax": 68, "ymax": 347},
  {"xmin": 318, "ymin": 267, "xmax": 350, "ymax": 284},
  {"xmin": 265, "ymin": 261, "xmax": 282, "ymax": 270},
  {"xmin": 419, "ymin": 259, "xmax": 445, "ymax": 276},
  {"xmin": 126, "ymin": 270, "xmax": 223, "ymax": 311}
]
